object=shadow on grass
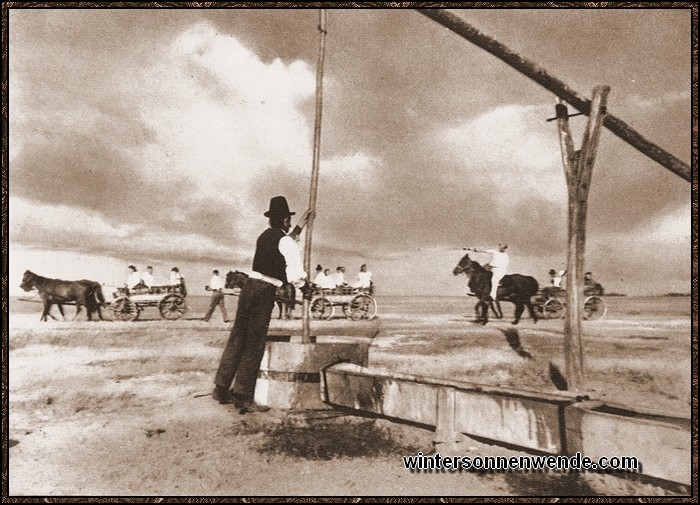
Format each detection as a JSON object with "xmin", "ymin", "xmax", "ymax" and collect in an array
[
  {"xmin": 255, "ymin": 418, "xmax": 424, "ymax": 460},
  {"xmin": 501, "ymin": 328, "xmax": 533, "ymax": 359}
]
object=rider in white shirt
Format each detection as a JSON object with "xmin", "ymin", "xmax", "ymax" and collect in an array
[{"xmin": 472, "ymin": 244, "xmax": 509, "ymax": 300}]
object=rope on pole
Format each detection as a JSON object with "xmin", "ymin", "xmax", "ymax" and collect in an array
[{"xmin": 302, "ymin": 9, "xmax": 327, "ymax": 344}]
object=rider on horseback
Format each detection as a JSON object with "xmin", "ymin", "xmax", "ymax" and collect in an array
[{"xmin": 466, "ymin": 244, "xmax": 509, "ymax": 301}]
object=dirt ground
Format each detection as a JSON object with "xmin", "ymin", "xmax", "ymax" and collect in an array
[{"xmin": 6, "ymin": 295, "xmax": 693, "ymax": 497}]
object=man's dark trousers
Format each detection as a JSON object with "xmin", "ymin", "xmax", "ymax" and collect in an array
[{"xmin": 214, "ymin": 278, "xmax": 276, "ymax": 402}]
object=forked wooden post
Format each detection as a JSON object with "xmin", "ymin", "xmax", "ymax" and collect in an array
[{"xmin": 555, "ymin": 86, "xmax": 610, "ymax": 391}]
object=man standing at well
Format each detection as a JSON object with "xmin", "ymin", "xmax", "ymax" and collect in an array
[{"xmin": 213, "ymin": 196, "xmax": 311, "ymax": 413}]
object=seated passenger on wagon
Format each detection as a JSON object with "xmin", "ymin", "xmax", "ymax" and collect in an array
[
  {"xmin": 315, "ymin": 268, "xmax": 336, "ymax": 291},
  {"xmin": 126, "ymin": 265, "xmax": 144, "ymax": 293},
  {"xmin": 332, "ymin": 266, "xmax": 348, "ymax": 290},
  {"xmin": 584, "ymin": 272, "xmax": 604, "ymax": 296},
  {"xmin": 141, "ymin": 266, "xmax": 155, "ymax": 291},
  {"xmin": 169, "ymin": 267, "xmax": 186, "ymax": 295},
  {"xmin": 542, "ymin": 269, "xmax": 566, "ymax": 299},
  {"xmin": 169, "ymin": 267, "xmax": 183, "ymax": 286},
  {"xmin": 353, "ymin": 264, "xmax": 373, "ymax": 293},
  {"xmin": 312, "ymin": 264, "xmax": 324, "ymax": 285}
]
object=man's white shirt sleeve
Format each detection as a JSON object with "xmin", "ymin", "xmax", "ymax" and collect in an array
[{"xmin": 278, "ymin": 235, "xmax": 306, "ymax": 286}]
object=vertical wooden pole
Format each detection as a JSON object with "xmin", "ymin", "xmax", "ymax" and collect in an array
[
  {"xmin": 302, "ymin": 9, "xmax": 327, "ymax": 344},
  {"xmin": 556, "ymin": 86, "xmax": 609, "ymax": 391}
]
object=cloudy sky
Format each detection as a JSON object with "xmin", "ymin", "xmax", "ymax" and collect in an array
[{"xmin": 8, "ymin": 7, "xmax": 692, "ymax": 297}]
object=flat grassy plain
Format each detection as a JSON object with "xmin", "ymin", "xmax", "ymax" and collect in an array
[{"xmin": 7, "ymin": 294, "xmax": 693, "ymax": 497}]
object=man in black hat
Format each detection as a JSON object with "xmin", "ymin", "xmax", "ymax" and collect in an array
[{"xmin": 213, "ymin": 196, "xmax": 312, "ymax": 412}]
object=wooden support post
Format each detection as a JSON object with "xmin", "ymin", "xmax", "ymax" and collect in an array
[{"xmin": 556, "ymin": 86, "xmax": 610, "ymax": 391}]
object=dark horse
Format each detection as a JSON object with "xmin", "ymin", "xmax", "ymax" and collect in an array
[
  {"xmin": 225, "ymin": 271, "xmax": 296, "ymax": 320},
  {"xmin": 20, "ymin": 270, "xmax": 105, "ymax": 321},
  {"xmin": 452, "ymin": 253, "xmax": 539, "ymax": 325}
]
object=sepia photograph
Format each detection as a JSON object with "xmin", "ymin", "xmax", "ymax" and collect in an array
[{"xmin": 5, "ymin": 3, "xmax": 695, "ymax": 499}]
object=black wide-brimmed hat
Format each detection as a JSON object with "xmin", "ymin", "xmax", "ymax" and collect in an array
[{"xmin": 264, "ymin": 196, "xmax": 296, "ymax": 217}]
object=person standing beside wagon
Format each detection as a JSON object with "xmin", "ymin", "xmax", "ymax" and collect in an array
[{"xmin": 203, "ymin": 269, "xmax": 228, "ymax": 323}]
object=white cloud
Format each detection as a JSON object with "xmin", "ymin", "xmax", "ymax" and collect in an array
[
  {"xmin": 130, "ymin": 21, "xmax": 317, "ymax": 200},
  {"xmin": 626, "ymin": 89, "xmax": 691, "ymax": 110},
  {"xmin": 321, "ymin": 152, "xmax": 381, "ymax": 187},
  {"xmin": 9, "ymin": 196, "xmax": 243, "ymax": 266},
  {"xmin": 635, "ymin": 206, "xmax": 691, "ymax": 245},
  {"xmin": 440, "ymin": 104, "xmax": 566, "ymax": 205},
  {"xmin": 9, "ymin": 196, "xmax": 139, "ymax": 239}
]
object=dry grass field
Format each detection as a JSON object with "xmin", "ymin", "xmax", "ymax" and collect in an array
[{"xmin": 7, "ymin": 294, "xmax": 693, "ymax": 497}]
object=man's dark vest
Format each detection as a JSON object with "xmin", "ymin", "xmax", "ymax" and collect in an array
[{"xmin": 252, "ymin": 228, "xmax": 287, "ymax": 283}]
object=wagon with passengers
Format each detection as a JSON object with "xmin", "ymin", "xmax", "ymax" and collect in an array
[
  {"xmin": 110, "ymin": 282, "xmax": 188, "ymax": 321},
  {"xmin": 532, "ymin": 286, "xmax": 607, "ymax": 321},
  {"xmin": 308, "ymin": 285, "xmax": 377, "ymax": 320}
]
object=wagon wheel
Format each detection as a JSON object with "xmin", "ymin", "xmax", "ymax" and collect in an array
[
  {"xmin": 310, "ymin": 297, "xmax": 334, "ymax": 320},
  {"xmin": 158, "ymin": 294, "xmax": 187, "ymax": 320},
  {"xmin": 342, "ymin": 298, "xmax": 357, "ymax": 318},
  {"xmin": 533, "ymin": 298, "xmax": 545, "ymax": 319},
  {"xmin": 543, "ymin": 298, "xmax": 564, "ymax": 320},
  {"xmin": 111, "ymin": 297, "xmax": 140, "ymax": 322},
  {"xmin": 348, "ymin": 294, "xmax": 377, "ymax": 320},
  {"xmin": 583, "ymin": 295, "xmax": 607, "ymax": 321}
]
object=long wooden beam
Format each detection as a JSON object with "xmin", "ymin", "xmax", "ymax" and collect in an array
[
  {"xmin": 417, "ymin": 9, "xmax": 691, "ymax": 182},
  {"xmin": 302, "ymin": 9, "xmax": 327, "ymax": 344}
]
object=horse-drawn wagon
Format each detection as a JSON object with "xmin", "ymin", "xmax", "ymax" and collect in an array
[
  {"xmin": 224, "ymin": 270, "xmax": 377, "ymax": 321},
  {"xmin": 532, "ymin": 288, "xmax": 607, "ymax": 321},
  {"xmin": 309, "ymin": 286, "xmax": 377, "ymax": 320},
  {"xmin": 110, "ymin": 283, "xmax": 188, "ymax": 321}
]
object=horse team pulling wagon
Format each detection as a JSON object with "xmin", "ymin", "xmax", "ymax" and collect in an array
[{"xmin": 110, "ymin": 283, "xmax": 188, "ymax": 321}]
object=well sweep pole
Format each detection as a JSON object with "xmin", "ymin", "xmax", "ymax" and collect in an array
[{"xmin": 302, "ymin": 9, "xmax": 327, "ymax": 344}]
